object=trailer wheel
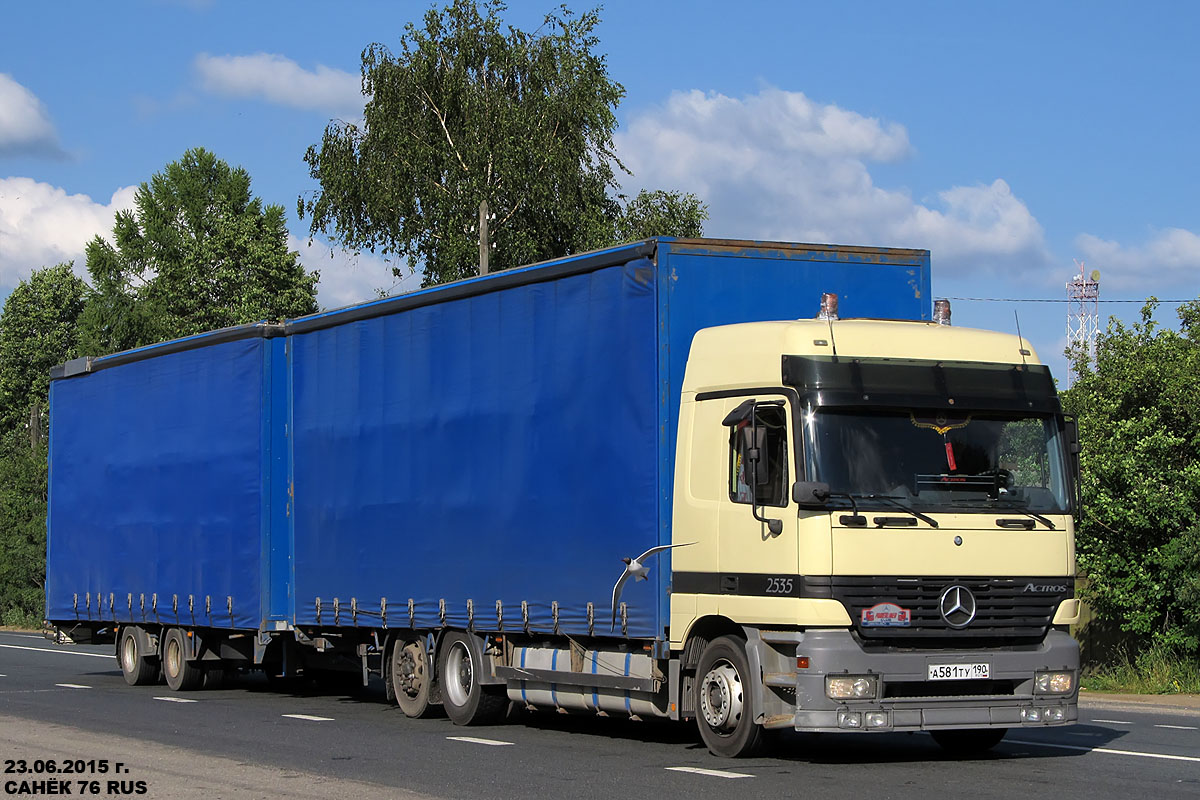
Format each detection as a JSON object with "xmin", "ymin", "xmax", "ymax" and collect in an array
[
  {"xmin": 438, "ymin": 632, "xmax": 506, "ymax": 726},
  {"xmin": 118, "ymin": 626, "xmax": 158, "ymax": 686},
  {"xmin": 392, "ymin": 638, "xmax": 440, "ymax": 718},
  {"xmin": 162, "ymin": 628, "xmax": 203, "ymax": 691},
  {"xmin": 694, "ymin": 636, "xmax": 764, "ymax": 758},
  {"xmin": 931, "ymin": 728, "xmax": 1007, "ymax": 756}
]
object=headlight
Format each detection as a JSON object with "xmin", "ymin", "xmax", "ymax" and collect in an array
[
  {"xmin": 826, "ymin": 674, "xmax": 878, "ymax": 700},
  {"xmin": 1034, "ymin": 671, "xmax": 1074, "ymax": 694}
]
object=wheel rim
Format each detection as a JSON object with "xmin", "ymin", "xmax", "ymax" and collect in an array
[
  {"xmin": 444, "ymin": 641, "xmax": 473, "ymax": 707},
  {"xmin": 699, "ymin": 660, "xmax": 744, "ymax": 734},
  {"xmin": 397, "ymin": 642, "xmax": 426, "ymax": 699},
  {"xmin": 165, "ymin": 636, "xmax": 181, "ymax": 678},
  {"xmin": 121, "ymin": 632, "xmax": 137, "ymax": 674}
]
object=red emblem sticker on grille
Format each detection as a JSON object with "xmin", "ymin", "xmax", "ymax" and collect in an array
[{"xmin": 861, "ymin": 602, "xmax": 912, "ymax": 627}]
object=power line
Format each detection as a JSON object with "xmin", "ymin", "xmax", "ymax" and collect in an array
[{"xmin": 937, "ymin": 297, "xmax": 1192, "ymax": 303}]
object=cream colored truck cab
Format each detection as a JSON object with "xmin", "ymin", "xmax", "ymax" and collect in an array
[{"xmin": 670, "ymin": 313, "xmax": 1080, "ymax": 757}]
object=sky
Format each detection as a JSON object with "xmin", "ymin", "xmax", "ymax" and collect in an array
[{"xmin": 2, "ymin": 0, "xmax": 1197, "ymax": 382}]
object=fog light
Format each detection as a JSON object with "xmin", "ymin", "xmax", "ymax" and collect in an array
[
  {"xmin": 1044, "ymin": 706, "xmax": 1065, "ymax": 722},
  {"xmin": 838, "ymin": 710, "xmax": 862, "ymax": 728},
  {"xmin": 1035, "ymin": 671, "xmax": 1074, "ymax": 694},
  {"xmin": 865, "ymin": 711, "xmax": 889, "ymax": 728},
  {"xmin": 1020, "ymin": 707, "xmax": 1042, "ymax": 722},
  {"xmin": 826, "ymin": 675, "xmax": 878, "ymax": 700}
]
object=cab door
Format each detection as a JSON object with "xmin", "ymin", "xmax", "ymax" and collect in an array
[{"xmin": 713, "ymin": 394, "xmax": 800, "ymax": 621}]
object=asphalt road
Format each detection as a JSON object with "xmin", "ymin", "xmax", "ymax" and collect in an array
[{"xmin": 2, "ymin": 630, "xmax": 1198, "ymax": 799}]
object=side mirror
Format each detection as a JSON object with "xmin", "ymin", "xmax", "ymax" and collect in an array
[
  {"xmin": 792, "ymin": 481, "xmax": 831, "ymax": 509},
  {"xmin": 1063, "ymin": 416, "xmax": 1081, "ymax": 517}
]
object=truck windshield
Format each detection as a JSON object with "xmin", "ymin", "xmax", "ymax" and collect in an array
[{"xmin": 803, "ymin": 408, "xmax": 1070, "ymax": 514}]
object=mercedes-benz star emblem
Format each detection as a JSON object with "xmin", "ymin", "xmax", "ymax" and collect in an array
[{"xmin": 938, "ymin": 584, "xmax": 977, "ymax": 628}]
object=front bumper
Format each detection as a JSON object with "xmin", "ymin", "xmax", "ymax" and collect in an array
[{"xmin": 767, "ymin": 628, "xmax": 1079, "ymax": 733}]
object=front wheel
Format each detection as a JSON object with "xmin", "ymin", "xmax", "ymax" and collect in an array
[
  {"xmin": 931, "ymin": 728, "xmax": 1007, "ymax": 756},
  {"xmin": 438, "ymin": 632, "xmax": 506, "ymax": 726},
  {"xmin": 118, "ymin": 626, "xmax": 158, "ymax": 686},
  {"xmin": 162, "ymin": 628, "xmax": 203, "ymax": 691},
  {"xmin": 694, "ymin": 636, "xmax": 764, "ymax": 757}
]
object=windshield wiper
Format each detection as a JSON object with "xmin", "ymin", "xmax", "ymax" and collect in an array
[
  {"xmin": 838, "ymin": 493, "xmax": 939, "ymax": 528},
  {"xmin": 951, "ymin": 499, "xmax": 1056, "ymax": 530}
]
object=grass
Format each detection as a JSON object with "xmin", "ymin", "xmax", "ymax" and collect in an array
[
  {"xmin": 1082, "ymin": 644, "xmax": 1200, "ymax": 694},
  {"xmin": 0, "ymin": 607, "xmax": 43, "ymax": 631}
]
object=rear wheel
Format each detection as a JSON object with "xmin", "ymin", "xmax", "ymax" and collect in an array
[
  {"xmin": 162, "ymin": 628, "xmax": 203, "ymax": 691},
  {"xmin": 118, "ymin": 626, "xmax": 158, "ymax": 686},
  {"xmin": 393, "ymin": 638, "xmax": 439, "ymax": 718},
  {"xmin": 694, "ymin": 636, "xmax": 763, "ymax": 758},
  {"xmin": 438, "ymin": 632, "xmax": 506, "ymax": 726},
  {"xmin": 931, "ymin": 728, "xmax": 1007, "ymax": 756}
]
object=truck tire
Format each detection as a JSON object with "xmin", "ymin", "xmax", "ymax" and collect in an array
[
  {"xmin": 393, "ymin": 638, "xmax": 440, "ymax": 718},
  {"xmin": 118, "ymin": 626, "xmax": 158, "ymax": 686},
  {"xmin": 438, "ymin": 632, "xmax": 506, "ymax": 726},
  {"xmin": 695, "ymin": 636, "xmax": 764, "ymax": 758},
  {"xmin": 162, "ymin": 628, "xmax": 204, "ymax": 691},
  {"xmin": 931, "ymin": 728, "xmax": 1007, "ymax": 756}
]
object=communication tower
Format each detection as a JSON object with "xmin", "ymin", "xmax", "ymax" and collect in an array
[{"xmin": 1066, "ymin": 260, "xmax": 1100, "ymax": 386}]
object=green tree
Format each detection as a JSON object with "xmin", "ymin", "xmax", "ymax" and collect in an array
[
  {"xmin": 0, "ymin": 432, "xmax": 47, "ymax": 626},
  {"xmin": 614, "ymin": 189, "xmax": 708, "ymax": 243},
  {"xmin": 1062, "ymin": 298, "xmax": 1200, "ymax": 652},
  {"xmin": 79, "ymin": 147, "xmax": 319, "ymax": 355},
  {"xmin": 0, "ymin": 263, "xmax": 86, "ymax": 434},
  {"xmin": 300, "ymin": 0, "xmax": 706, "ymax": 287}
]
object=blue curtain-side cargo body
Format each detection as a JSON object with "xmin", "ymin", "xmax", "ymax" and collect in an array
[{"xmin": 46, "ymin": 239, "xmax": 930, "ymax": 640}]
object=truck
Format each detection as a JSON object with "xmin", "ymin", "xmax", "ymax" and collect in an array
[{"xmin": 45, "ymin": 237, "xmax": 1081, "ymax": 758}]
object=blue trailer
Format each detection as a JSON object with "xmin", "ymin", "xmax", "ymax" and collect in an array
[{"xmin": 47, "ymin": 238, "xmax": 1079, "ymax": 756}]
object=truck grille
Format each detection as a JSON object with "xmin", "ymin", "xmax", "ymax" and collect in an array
[{"xmin": 827, "ymin": 576, "xmax": 1073, "ymax": 646}]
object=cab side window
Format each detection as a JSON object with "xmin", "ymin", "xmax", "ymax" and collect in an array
[{"xmin": 728, "ymin": 404, "xmax": 788, "ymax": 507}]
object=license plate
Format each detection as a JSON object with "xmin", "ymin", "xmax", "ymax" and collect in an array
[{"xmin": 927, "ymin": 663, "xmax": 990, "ymax": 680}]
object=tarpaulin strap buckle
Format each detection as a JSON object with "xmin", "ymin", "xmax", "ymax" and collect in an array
[
  {"xmin": 315, "ymin": 597, "xmax": 322, "ymax": 624},
  {"xmin": 495, "ymin": 600, "xmax": 503, "ymax": 631},
  {"xmin": 467, "ymin": 599, "xmax": 474, "ymax": 630},
  {"xmin": 552, "ymin": 601, "xmax": 560, "ymax": 635},
  {"xmin": 408, "ymin": 598, "xmax": 415, "ymax": 628},
  {"xmin": 381, "ymin": 597, "xmax": 388, "ymax": 629},
  {"xmin": 521, "ymin": 601, "xmax": 530, "ymax": 634},
  {"xmin": 439, "ymin": 599, "xmax": 446, "ymax": 627}
]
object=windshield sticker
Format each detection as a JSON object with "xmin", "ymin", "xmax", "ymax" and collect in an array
[{"xmin": 861, "ymin": 602, "xmax": 912, "ymax": 627}]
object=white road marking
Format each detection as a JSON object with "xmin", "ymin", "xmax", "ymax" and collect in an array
[
  {"xmin": 55, "ymin": 683, "xmax": 91, "ymax": 689},
  {"xmin": 1091, "ymin": 718, "xmax": 1134, "ymax": 725},
  {"xmin": 1155, "ymin": 724, "xmax": 1199, "ymax": 731},
  {"xmin": 281, "ymin": 714, "xmax": 333, "ymax": 721},
  {"xmin": 666, "ymin": 766, "xmax": 754, "ymax": 779},
  {"xmin": 1007, "ymin": 738, "xmax": 1200, "ymax": 763},
  {"xmin": 0, "ymin": 674, "xmax": 6, "ymax": 677},
  {"xmin": 446, "ymin": 736, "xmax": 514, "ymax": 746},
  {"xmin": 153, "ymin": 696, "xmax": 198, "ymax": 703},
  {"xmin": 0, "ymin": 643, "xmax": 111, "ymax": 659}
]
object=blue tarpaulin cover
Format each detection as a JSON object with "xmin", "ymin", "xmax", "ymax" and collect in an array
[
  {"xmin": 46, "ymin": 338, "xmax": 266, "ymax": 629},
  {"xmin": 46, "ymin": 239, "xmax": 930, "ymax": 638}
]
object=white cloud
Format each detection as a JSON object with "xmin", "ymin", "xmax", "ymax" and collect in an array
[
  {"xmin": 0, "ymin": 74, "xmax": 65, "ymax": 157},
  {"xmin": 0, "ymin": 177, "xmax": 136, "ymax": 290},
  {"xmin": 194, "ymin": 53, "xmax": 362, "ymax": 117},
  {"xmin": 1075, "ymin": 228, "xmax": 1200, "ymax": 290},
  {"xmin": 290, "ymin": 234, "xmax": 422, "ymax": 311},
  {"xmin": 615, "ymin": 87, "xmax": 1050, "ymax": 275}
]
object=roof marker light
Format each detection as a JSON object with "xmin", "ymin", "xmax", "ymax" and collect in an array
[
  {"xmin": 817, "ymin": 293, "xmax": 839, "ymax": 321},
  {"xmin": 934, "ymin": 299, "xmax": 952, "ymax": 326}
]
